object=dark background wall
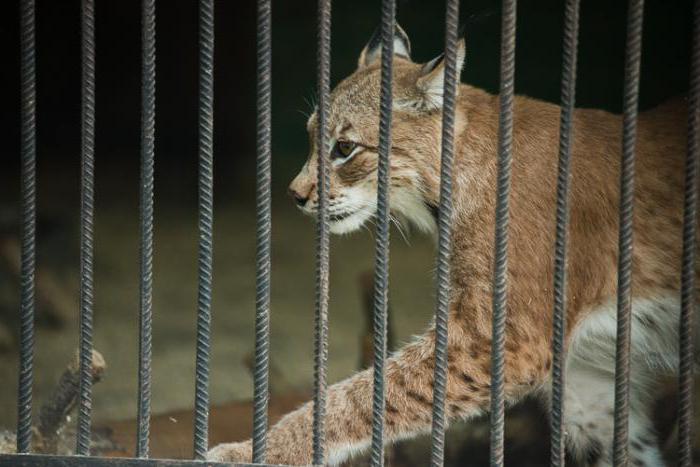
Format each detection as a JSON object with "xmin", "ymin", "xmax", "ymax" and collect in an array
[{"xmin": 0, "ymin": 0, "xmax": 693, "ymax": 202}]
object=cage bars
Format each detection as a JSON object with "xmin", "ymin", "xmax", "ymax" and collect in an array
[
  {"xmin": 0, "ymin": 455, "xmax": 231, "ymax": 467},
  {"xmin": 612, "ymin": 1, "xmax": 644, "ymax": 465},
  {"xmin": 678, "ymin": 1, "xmax": 700, "ymax": 466},
  {"xmin": 429, "ymin": 1, "xmax": 460, "ymax": 466},
  {"xmin": 313, "ymin": 0, "xmax": 332, "ymax": 463},
  {"xmin": 252, "ymin": 0, "xmax": 273, "ymax": 462},
  {"xmin": 76, "ymin": 0, "xmax": 97, "ymax": 456},
  {"xmin": 136, "ymin": 0, "xmax": 156, "ymax": 458},
  {"xmin": 368, "ymin": 1, "xmax": 395, "ymax": 466},
  {"xmin": 192, "ymin": 0, "xmax": 215, "ymax": 460},
  {"xmin": 6, "ymin": 1, "xmax": 699, "ymax": 466},
  {"xmin": 549, "ymin": 0, "xmax": 580, "ymax": 466},
  {"xmin": 490, "ymin": 0, "xmax": 517, "ymax": 465},
  {"xmin": 16, "ymin": 0, "xmax": 37, "ymax": 455}
]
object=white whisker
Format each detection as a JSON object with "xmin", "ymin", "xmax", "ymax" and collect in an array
[{"xmin": 390, "ymin": 214, "xmax": 411, "ymax": 245}]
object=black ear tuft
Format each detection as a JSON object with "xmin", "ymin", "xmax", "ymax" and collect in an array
[
  {"xmin": 365, "ymin": 24, "xmax": 411, "ymax": 58},
  {"xmin": 458, "ymin": 23, "xmax": 467, "ymax": 41},
  {"xmin": 365, "ymin": 26, "xmax": 382, "ymax": 56},
  {"xmin": 358, "ymin": 23, "xmax": 412, "ymax": 68},
  {"xmin": 422, "ymin": 52, "xmax": 445, "ymax": 75}
]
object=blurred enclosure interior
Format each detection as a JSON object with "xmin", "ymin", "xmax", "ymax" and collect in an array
[{"xmin": 0, "ymin": 0, "xmax": 694, "ymax": 464}]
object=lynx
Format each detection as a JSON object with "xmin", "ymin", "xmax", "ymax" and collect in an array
[{"xmin": 208, "ymin": 26, "xmax": 691, "ymax": 466}]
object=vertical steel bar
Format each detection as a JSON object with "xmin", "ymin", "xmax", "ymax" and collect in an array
[
  {"xmin": 613, "ymin": 1, "xmax": 644, "ymax": 465},
  {"xmin": 76, "ymin": 0, "xmax": 96, "ymax": 456},
  {"xmin": 370, "ymin": 1, "xmax": 395, "ymax": 466},
  {"xmin": 678, "ymin": 1, "xmax": 699, "ymax": 465},
  {"xmin": 429, "ymin": 0, "xmax": 459, "ymax": 466},
  {"xmin": 550, "ymin": 0, "xmax": 580, "ymax": 466},
  {"xmin": 193, "ymin": 0, "xmax": 215, "ymax": 459},
  {"xmin": 491, "ymin": 0, "xmax": 517, "ymax": 465},
  {"xmin": 313, "ymin": 0, "xmax": 331, "ymax": 463},
  {"xmin": 252, "ymin": 0, "xmax": 272, "ymax": 462},
  {"xmin": 16, "ymin": 0, "xmax": 37, "ymax": 455},
  {"xmin": 136, "ymin": 0, "xmax": 156, "ymax": 458}
]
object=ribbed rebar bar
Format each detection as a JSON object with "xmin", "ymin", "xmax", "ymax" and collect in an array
[
  {"xmin": 252, "ymin": 0, "xmax": 272, "ymax": 462},
  {"xmin": 16, "ymin": 0, "xmax": 37, "ymax": 455},
  {"xmin": 430, "ymin": 1, "xmax": 459, "ymax": 466},
  {"xmin": 613, "ymin": 1, "xmax": 644, "ymax": 465},
  {"xmin": 76, "ymin": 0, "xmax": 96, "ymax": 456},
  {"xmin": 370, "ymin": 1, "xmax": 395, "ymax": 466},
  {"xmin": 313, "ymin": 0, "xmax": 332, "ymax": 463},
  {"xmin": 490, "ymin": 0, "xmax": 517, "ymax": 465},
  {"xmin": 136, "ymin": 0, "xmax": 156, "ymax": 458},
  {"xmin": 193, "ymin": 0, "xmax": 215, "ymax": 459},
  {"xmin": 678, "ymin": 1, "xmax": 699, "ymax": 465},
  {"xmin": 550, "ymin": 1, "xmax": 580, "ymax": 466}
]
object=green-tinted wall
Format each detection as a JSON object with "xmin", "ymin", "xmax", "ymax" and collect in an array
[{"xmin": 269, "ymin": 0, "xmax": 691, "ymax": 179}]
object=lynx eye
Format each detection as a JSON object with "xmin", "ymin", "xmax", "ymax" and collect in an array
[{"xmin": 332, "ymin": 141, "xmax": 357, "ymax": 160}]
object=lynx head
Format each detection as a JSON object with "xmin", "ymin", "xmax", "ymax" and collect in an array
[{"xmin": 288, "ymin": 25, "xmax": 466, "ymax": 235}]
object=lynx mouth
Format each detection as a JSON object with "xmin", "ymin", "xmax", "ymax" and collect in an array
[
  {"xmin": 296, "ymin": 203, "xmax": 374, "ymax": 234},
  {"xmin": 329, "ymin": 211, "xmax": 353, "ymax": 222},
  {"xmin": 328, "ymin": 208, "xmax": 374, "ymax": 234}
]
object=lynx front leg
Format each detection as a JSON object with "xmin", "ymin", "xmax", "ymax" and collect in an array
[{"xmin": 207, "ymin": 326, "xmax": 550, "ymax": 465}]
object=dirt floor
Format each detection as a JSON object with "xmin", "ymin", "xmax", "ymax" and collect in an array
[{"xmin": 0, "ymin": 172, "xmax": 437, "ymax": 425}]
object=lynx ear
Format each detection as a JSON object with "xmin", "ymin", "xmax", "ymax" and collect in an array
[
  {"xmin": 415, "ymin": 39, "xmax": 466, "ymax": 110},
  {"xmin": 358, "ymin": 24, "xmax": 411, "ymax": 69}
]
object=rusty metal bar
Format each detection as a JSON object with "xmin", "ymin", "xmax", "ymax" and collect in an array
[
  {"xmin": 612, "ymin": 1, "xmax": 644, "ymax": 465},
  {"xmin": 313, "ymin": 0, "xmax": 332, "ymax": 463},
  {"xmin": 549, "ymin": 0, "xmax": 580, "ymax": 465},
  {"xmin": 252, "ymin": 0, "xmax": 273, "ymax": 462},
  {"xmin": 76, "ymin": 0, "xmax": 97, "ymax": 456},
  {"xmin": 193, "ymin": 0, "xmax": 215, "ymax": 459},
  {"xmin": 490, "ymin": 0, "xmax": 517, "ymax": 465},
  {"xmin": 136, "ymin": 0, "xmax": 156, "ymax": 458},
  {"xmin": 678, "ymin": 1, "xmax": 700, "ymax": 465},
  {"xmin": 16, "ymin": 0, "xmax": 37, "ymax": 455},
  {"xmin": 369, "ymin": 0, "xmax": 395, "ymax": 465},
  {"xmin": 430, "ymin": 1, "xmax": 460, "ymax": 466}
]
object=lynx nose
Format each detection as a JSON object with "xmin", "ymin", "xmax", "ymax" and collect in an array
[{"xmin": 288, "ymin": 186, "xmax": 308, "ymax": 207}]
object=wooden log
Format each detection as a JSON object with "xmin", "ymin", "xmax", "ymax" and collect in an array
[
  {"xmin": 35, "ymin": 350, "xmax": 106, "ymax": 453},
  {"xmin": 0, "ymin": 349, "xmax": 106, "ymax": 455}
]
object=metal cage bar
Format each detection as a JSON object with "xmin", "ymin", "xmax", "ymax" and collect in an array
[
  {"xmin": 369, "ymin": 1, "xmax": 395, "ymax": 466},
  {"xmin": 429, "ymin": 1, "xmax": 460, "ymax": 466},
  {"xmin": 76, "ymin": 0, "xmax": 97, "ymax": 456},
  {"xmin": 678, "ymin": 1, "xmax": 700, "ymax": 465},
  {"xmin": 0, "ymin": 454, "xmax": 234, "ymax": 467},
  {"xmin": 193, "ymin": 0, "xmax": 215, "ymax": 459},
  {"xmin": 136, "ymin": 0, "xmax": 156, "ymax": 458},
  {"xmin": 16, "ymin": 0, "xmax": 37, "ymax": 455},
  {"xmin": 5, "ymin": 2, "xmax": 698, "ymax": 467},
  {"xmin": 313, "ymin": 0, "xmax": 332, "ymax": 463},
  {"xmin": 549, "ymin": 0, "xmax": 580, "ymax": 466},
  {"xmin": 612, "ymin": 1, "xmax": 644, "ymax": 465},
  {"xmin": 252, "ymin": 0, "xmax": 273, "ymax": 462},
  {"xmin": 490, "ymin": 0, "xmax": 517, "ymax": 465}
]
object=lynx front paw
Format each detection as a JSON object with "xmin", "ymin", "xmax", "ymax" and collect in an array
[{"xmin": 206, "ymin": 440, "xmax": 252, "ymax": 463}]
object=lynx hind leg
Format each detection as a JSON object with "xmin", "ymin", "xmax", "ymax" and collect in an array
[
  {"xmin": 560, "ymin": 297, "xmax": 683, "ymax": 467},
  {"xmin": 563, "ymin": 359, "xmax": 665, "ymax": 467}
]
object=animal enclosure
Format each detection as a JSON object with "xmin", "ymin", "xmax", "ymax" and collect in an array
[{"xmin": 0, "ymin": 0, "xmax": 697, "ymax": 466}]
